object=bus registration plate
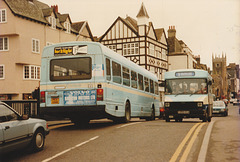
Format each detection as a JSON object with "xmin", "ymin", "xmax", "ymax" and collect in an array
[
  {"xmin": 178, "ymin": 111, "xmax": 190, "ymax": 114},
  {"xmin": 51, "ymin": 97, "xmax": 59, "ymax": 104}
]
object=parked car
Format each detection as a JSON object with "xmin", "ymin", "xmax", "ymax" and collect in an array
[
  {"xmin": 233, "ymin": 99, "xmax": 240, "ymax": 105},
  {"xmin": 213, "ymin": 100, "xmax": 228, "ymax": 116},
  {"xmin": 230, "ymin": 98, "xmax": 235, "ymax": 104},
  {"xmin": 0, "ymin": 102, "xmax": 49, "ymax": 155}
]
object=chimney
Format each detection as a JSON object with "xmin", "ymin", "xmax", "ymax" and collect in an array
[
  {"xmin": 168, "ymin": 25, "xmax": 176, "ymax": 38},
  {"xmin": 51, "ymin": 5, "xmax": 58, "ymax": 13}
]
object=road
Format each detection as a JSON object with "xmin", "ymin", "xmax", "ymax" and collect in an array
[{"xmin": 1, "ymin": 105, "xmax": 239, "ymax": 162}]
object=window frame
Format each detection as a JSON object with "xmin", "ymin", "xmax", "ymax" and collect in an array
[
  {"xmin": 32, "ymin": 38, "xmax": 40, "ymax": 53},
  {"xmin": 0, "ymin": 9, "xmax": 7, "ymax": 23},
  {"xmin": 112, "ymin": 61, "xmax": 122, "ymax": 84},
  {"xmin": 122, "ymin": 66, "xmax": 130, "ymax": 87},
  {"xmin": 0, "ymin": 65, "xmax": 5, "ymax": 79},
  {"xmin": 0, "ymin": 37, "xmax": 9, "ymax": 51},
  {"xmin": 23, "ymin": 65, "xmax": 40, "ymax": 80},
  {"xmin": 49, "ymin": 16, "xmax": 56, "ymax": 29}
]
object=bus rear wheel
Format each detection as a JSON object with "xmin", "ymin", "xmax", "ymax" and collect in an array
[{"xmin": 124, "ymin": 101, "xmax": 131, "ymax": 123}]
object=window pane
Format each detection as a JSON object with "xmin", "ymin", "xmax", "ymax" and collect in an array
[
  {"xmin": 36, "ymin": 40, "xmax": 39, "ymax": 53},
  {"xmin": 0, "ymin": 38, "xmax": 3, "ymax": 50},
  {"xmin": 144, "ymin": 77, "xmax": 149, "ymax": 92},
  {"xmin": 131, "ymin": 71, "xmax": 137, "ymax": 89},
  {"xmin": 138, "ymin": 74, "xmax": 143, "ymax": 90},
  {"xmin": 37, "ymin": 67, "xmax": 40, "ymax": 79},
  {"xmin": 123, "ymin": 66, "xmax": 130, "ymax": 86},
  {"xmin": 0, "ymin": 66, "xmax": 3, "ymax": 78},
  {"xmin": 112, "ymin": 61, "xmax": 121, "ymax": 84},
  {"xmin": 155, "ymin": 82, "xmax": 159, "ymax": 95},
  {"xmin": 2, "ymin": 10, "xmax": 5, "ymax": 22},
  {"xmin": 106, "ymin": 58, "xmax": 111, "ymax": 81},
  {"xmin": 4, "ymin": 38, "xmax": 8, "ymax": 50},
  {"xmin": 31, "ymin": 66, "xmax": 35, "ymax": 79},
  {"xmin": 24, "ymin": 66, "xmax": 29, "ymax": 79},
  {"xmin": 32, "ymin": 39, "xmax": 35, "ymax": 52},
  {"xmin": 50, "ymin": 58, "xmax": 92, "ymax": 81},
  {"xmin": 150, "ymin": 79, "xmax": 154, "ymax": 93}
]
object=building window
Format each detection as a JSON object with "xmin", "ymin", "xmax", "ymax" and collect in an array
[
  {"xmin": 0, "ymin": 9, "xmax": 7, "ymax": 23},
  {"xmin": 107, "ymin": 45, "xmax": 116, "ymax": 52},
  {"xmin": 24, "ymin": 65, "xmax": 40, "ymax": 80},
  {"xmin": 162, "ymin": 49, "xmax": 167, "ymax": 60},
  {"xmin": 64, "ymin": 22, "xmax": 71, "ymax": 33},
  {"xmin": 0, "ymin": 65, "xmax": 4, "ymax": 79},
  {"xmin": 149, "ymin": 43, "xmax": 155, "ymax": 56},
  {"xmin": 123, "ymin": 43, "xmax": 139, "ymax": 56},
  {"xmin": 32, "ymin": 38, "xmax": 40, "ymax": 53},
  {"xmin": 49, "ymin": 16, "xmax": 56, "ymax": 29},
  {"xmin": 0, "ymin": 37, "xmax": 9, "ymax": 51}
]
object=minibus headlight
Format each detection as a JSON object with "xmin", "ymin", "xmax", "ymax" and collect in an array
[
  {"xmin": 198, "ymin": 102, "xmax": 202, "ymax": 107},
  {"xmin": 165, "ymin": 102, "xmax": 170, "ymax": 107}
]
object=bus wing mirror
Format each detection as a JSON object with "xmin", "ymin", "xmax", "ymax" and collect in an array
[{"xmin": 209, "ymin": 80, "xmax": 213, "ymax": 85}]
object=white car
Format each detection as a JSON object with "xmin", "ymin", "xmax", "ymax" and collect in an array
[
  {"xmin": 233, "ymin": 99, "xmax": 240, "ymax": 105},
  {"xmin": 0, "ymin": 102, "xmax": 49, "ymax": 155}
]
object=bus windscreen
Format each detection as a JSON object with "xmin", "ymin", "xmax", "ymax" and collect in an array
[{"xmin": 165, "ymin": 79, "xmax": 207, "ymax": 95}]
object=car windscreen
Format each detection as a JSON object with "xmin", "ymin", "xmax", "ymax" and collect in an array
[
  {"xmin": 213, "ymin": 101, "xmax": 225, "ymax": 107},
  {"xmin": 50, "ymin": 57, "xmax": 92, "ymax": 81}
]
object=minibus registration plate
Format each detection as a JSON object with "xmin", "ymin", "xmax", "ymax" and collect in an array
[
  {"xmin": 63, "ymin": 90, "xmax": 97, "ymax": 105},
  {"xmin": 178, "ymin": 111, "xmax": 190, "ymax": 114}
]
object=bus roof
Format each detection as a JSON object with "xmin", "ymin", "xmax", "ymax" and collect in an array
[
  {"xmin": 42, "ymin": 41, "xmax": 157, "ymax": 81},
  {"xmin": 164, "ymin": 69, "xmax": 212, "ymax": 80}
]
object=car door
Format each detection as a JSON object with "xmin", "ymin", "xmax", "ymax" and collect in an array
[{"xmin": 0, "ymin": 104, "xmax": 29, "ymax": 145}]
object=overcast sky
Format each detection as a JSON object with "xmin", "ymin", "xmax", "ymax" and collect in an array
[{"xmin": 40, "ymin": 0, "xmax": 240, "ymax": 69}]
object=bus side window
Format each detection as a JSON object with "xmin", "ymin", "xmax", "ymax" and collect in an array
[
  {"xmin": 131, "ymin": 71, "xmax": 137, "ymax": 89},
  {"xmin": 150, "ymin": 79, "xmax": 154, "ymax": 93},
  {"xmin": 123, "ymin": 66, "xmax": 130, "ymax": 86},
  {"xmin": 144, "ymin": 77, "xmax": 149, "ymax": 92},
  {"xmin": 106, "ymin": 58, "xmax": 111, "ymax": 81},
  {"xmin": 154, "ymin": 82, "xmax": 159, "ymax": 95},
  {"xmin": 138, "ymin": 74, "xmax": 143, "ymax": 91},
  {"xmin": 112, "ymin": 61, "xmax": 122, "ymax": 84}
]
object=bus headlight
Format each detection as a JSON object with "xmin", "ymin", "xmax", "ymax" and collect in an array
[
  {"xmin": 165, "ymin": 102, "xmax": 170, "ymax": 107},
  {"xmin": 197, "ymin": 102, "xmax": 203, "ymax": 107}
]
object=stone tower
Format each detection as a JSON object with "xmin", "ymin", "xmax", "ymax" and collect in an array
[{"xmin": 212, "ymin": 53, "xmax": 228, "ymax": 99}]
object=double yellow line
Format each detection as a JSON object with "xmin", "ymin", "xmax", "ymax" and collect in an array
[{"xmin": 170, "ymin": 123, "xmax": 206, "ymax": 162}]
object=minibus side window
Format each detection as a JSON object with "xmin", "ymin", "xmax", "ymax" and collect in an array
[{"xmin": 106, "ymin": 58, "xmax": 111, "ymax": 81}]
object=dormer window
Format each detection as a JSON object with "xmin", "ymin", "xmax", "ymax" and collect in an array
[
  {"xmin": 49, "ymin": 16, "xmax": 56, "ymax": 29},
  {"xmin": 64, "ymin": 22, "xmax": 71, "ymax": 33}
]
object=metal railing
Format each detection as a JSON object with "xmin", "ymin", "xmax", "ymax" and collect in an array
[{"xmin": 2, "ymin": 100, "xmax": 39, "ymax": 117}]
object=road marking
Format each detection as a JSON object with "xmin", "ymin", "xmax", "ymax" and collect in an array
[
  {"xmin": 49, "ymin": 123, "xmax": 74, "ymax": 130},
  {"xmin": 116, "ymin": 122, "xmax": 142, "ymax": 129},
  {"xmin": 42, "ymin": 136, "xmax": 99, "ymax": 162},
  {"xmin": 180, "ymin": 123, "xmax": 205, "ymax": 162},
  {"xmin": 197, "ymin": 121, "xmax": 215, "ymax": 162},
  {"xmin": 169, "ymin": 123, "xmax": 201, "ymax": 162}
]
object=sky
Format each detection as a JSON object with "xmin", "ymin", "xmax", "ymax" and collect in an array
[{"xmin": 40, "ymin": 0, "xmax": 240, "ymax": 69}]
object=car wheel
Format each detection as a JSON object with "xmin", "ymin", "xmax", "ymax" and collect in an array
[{"xmin": 31, "ymin": 129, "xmax": 45, "ymax": 152}]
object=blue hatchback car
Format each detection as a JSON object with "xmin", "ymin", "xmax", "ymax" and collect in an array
[{"xmin": 0, "ymin": 102, "xmax": 49, "ymax": 154}]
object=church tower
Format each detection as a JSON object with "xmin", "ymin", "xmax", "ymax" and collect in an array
[{"xmin": 212, "ymin": 53, "xmax": 227, "ymax": 99}]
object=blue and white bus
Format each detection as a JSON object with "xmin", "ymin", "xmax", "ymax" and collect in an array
[
  {"xmin": 40, "ymin": 41, "xmax": 160, "ymax": 125},
  {"xmin": 164, "ymin": 69, "xmax": 213, "ymax": 122}
]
